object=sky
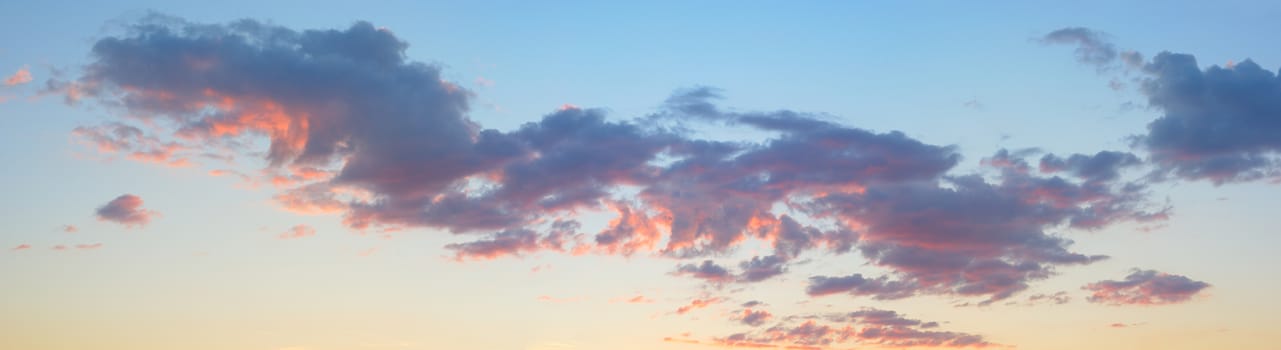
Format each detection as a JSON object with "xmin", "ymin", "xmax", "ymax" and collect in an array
[{"xmin": 2, "ymin": 1, "xmax": 1280, "ymax": 349}]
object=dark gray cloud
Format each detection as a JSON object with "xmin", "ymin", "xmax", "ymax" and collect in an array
[
  {"xmin": 1134, "ymin": 52, "xmax": 1281, "ymax": 184},
  {"xmin": 1084, "ymin": 269, "xmax": 1210, "ymax": 305}
]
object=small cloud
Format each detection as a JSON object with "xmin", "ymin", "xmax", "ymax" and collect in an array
[
  {"xmin": 279, "ymin": 224, "xmax": 317, "ymax": 239},
  {"xmin": 1084, "ymin": 269, "xmax": 1210, "ymax": 305},
  {"xmin": 475, "ymin": 76, "xmax": 494, "ymax": 87},
  {"xmin": 75, "ymin": 243, "xmax": 103, "ymax": 250},
  {"xmin": 962, "ymin": 99, "xmax": 985, "ymax": 110},
  {"xmin": 612, "ymin": 295, "xmax": 654, "ymax": 304},
  {"xmin": 675, "ymin": 297, "xmax": 722, "ymax": 315},
  {"xmin": 12, "ymin": 244, "xmax": 31, "ymax": 251},
  {"xmin": 4, "ymin": 65, "xmax": 32, "ymax": 86},
  {"xmin": 95, "ymin": 194, "xmax": 158, "ymax": 228},
  {"xmin": 62, "ymin": 225, "xmax": 79, "ymax": 233}
]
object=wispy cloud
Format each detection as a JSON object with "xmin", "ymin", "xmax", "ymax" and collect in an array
[
  {"xmin": 279, "ymin": 224, "xmax": 317, "ymax": 239},
  {"xmin": 1084, "ymin": 269, "xmax": 1210, "ymax": 305},
  {"xmin": 4, "ymin": 65, "xmax": 32, "ymax": 86}
]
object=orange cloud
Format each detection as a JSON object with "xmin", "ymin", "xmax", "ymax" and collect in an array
[
  {"xmin": 4, "ymin": 65, "xmax": 31, "ymax": 86},
  {"xmin": 278, "ymin": 224, "xmax": 317, "ymax": 239}
]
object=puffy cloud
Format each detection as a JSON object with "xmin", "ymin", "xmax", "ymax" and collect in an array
[
  {"xmin": 804, "ymin": 150, "xmax": 1165, "ymax": 303},
  {"xmin": 95, "ymin": 194, "xmax": 158, "ymax": 228},
  {"xmin": 738, "ymin": 255, "xmax": 788, "ymax": 283},
  {"xmin": 736, "ymin": 309, "xmax": 773, "ymax": 327},
  {"xmin": 1083, "ymin": 269, "xmax": 1210, "ymax": 305},
  {"xmin": 67, "ymin": 16, "xmax": 1169, "ymax": 309},
  {"xmin": 5, "ymin": 65, "xmax": 32, "ymax": 86},
  {"xmin": 1133, "ymin": 52, "xmax": 1281, "ymax": 183},
  {"xmin": 673, "ymin": 260, "xmax": 735, "ymax": 284},
  {"xmin": 278, "ymin": 224, "xmax": 316, "ymax": 239}
]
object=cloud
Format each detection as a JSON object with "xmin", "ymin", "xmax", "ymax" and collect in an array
[
  {"xmin": 62, "ymin": 225, "xmax": 79, "ymax": 233},
  {"xmin": 1131, "ymin": 52, "xmax": 1281, "ymax": 184},
  {"xmin": 279, "ymin": 224, "xmax": 316, "ymax": 239},
  {"xmin": 736, "ymin": 309, "xmax": 773, "ymax": 327},
  {"xmin": 1083, "ymin": 269, "xmax": 1210, "ymax": 305},
  {"xmin": 66, "ymin": 16, "xmax": 1170, "ymax": 308},
  {"xmin": 75, "ymin": 243, "xmax": 103, "ymax": 250},
  {"xmin": 804, "ymin": 149, "xmax": 1164, "ymax": 304},
  {"xmin": 5, "ymin": 65, "xmax": 32, "ymax": 86},
  {"xmin": 1041, "ymin": 27, "xmax": 1118, "ymax": 68},
  {"xmin": 94, "ymin": 194, "xmax": 158, "ymax": 228},
  {"xmin": 444, "ymin": 220, "xmax": 581, "ymax": 261},
  {"xmin": 714, "ymin": 308, "xmax": 991, "ymax": 349},
  {"xmin": 1039, "ymin": 151, "xmax": 1142, "ymax": 183},
  {"xmin": 675, "ymin": 297, "xmax": 722, "ymax": 315},
  {"xmin": 12, "ymin": 244, "xmax": 31, "ymax": 251},
  {"xmin": 673, "ymin": 260, "xmax": 735, "ymax": 284}
]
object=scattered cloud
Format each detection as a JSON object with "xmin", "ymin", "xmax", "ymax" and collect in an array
[
  {"xmin": 5, "ymin": 65, "xmax": 32, "ymax": 86},
  {"xmin": 279, "ymin": 224, "xmax": 317, "ymax": 239},
  {"xmin": 62, "ymin": 225, "xmax": 79, "ymax": 233},
  {"xmin": 94, "ymin": 194, "xmax": 158, "ymax": 228},
  {"xmin": 1041, "ymin": 27, "xmax": 1118, "ymax": 68},
  {"xmin": 12, "ymin": 244, "xmax": 31, "ymax": 251},
  {"xmin": 1084, "ymin": 269, "xmax": 1210, "ymax": 305},
  {"xmin": 711, "ymin": 308, "xmax": 991, "ymax": 349}
]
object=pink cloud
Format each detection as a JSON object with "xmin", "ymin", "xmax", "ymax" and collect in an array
[
  {"xmin": 675, "ymin": 297, "xmax": 722, "ymax": 315},
  {"xmin": 12, "ymin": 244, "xmax": 31, "ymax": 251},
  {"xmin": 4, "ymin": 65, "xmax": 31, "ymax": 86},
  {"xmin": 95, "ymin": 194, "xmax": 158, "ymax": 228},
  {"xmin": 62, "ymin": 225, "xmax": 79, "ymax": 233},
  {"xmin": 278, "ymin": 224, "xmax": 317, "ymax": 239},
  {"xmin": 75, "ymin": 243, "xmax": 103, "ymax": 250}
]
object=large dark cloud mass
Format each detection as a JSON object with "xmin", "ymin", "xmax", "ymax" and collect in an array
[
  {"xmin": 1044, "ymin": 26, "xmax": 1281, "ymax": 184},
  {"xmin": 64, "ymin": 16, "xmax": 1190, "ymax": 313},
  {"xmin": 1136, "ymin": 53, "xmax": 1281, "ymax": 183}
]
